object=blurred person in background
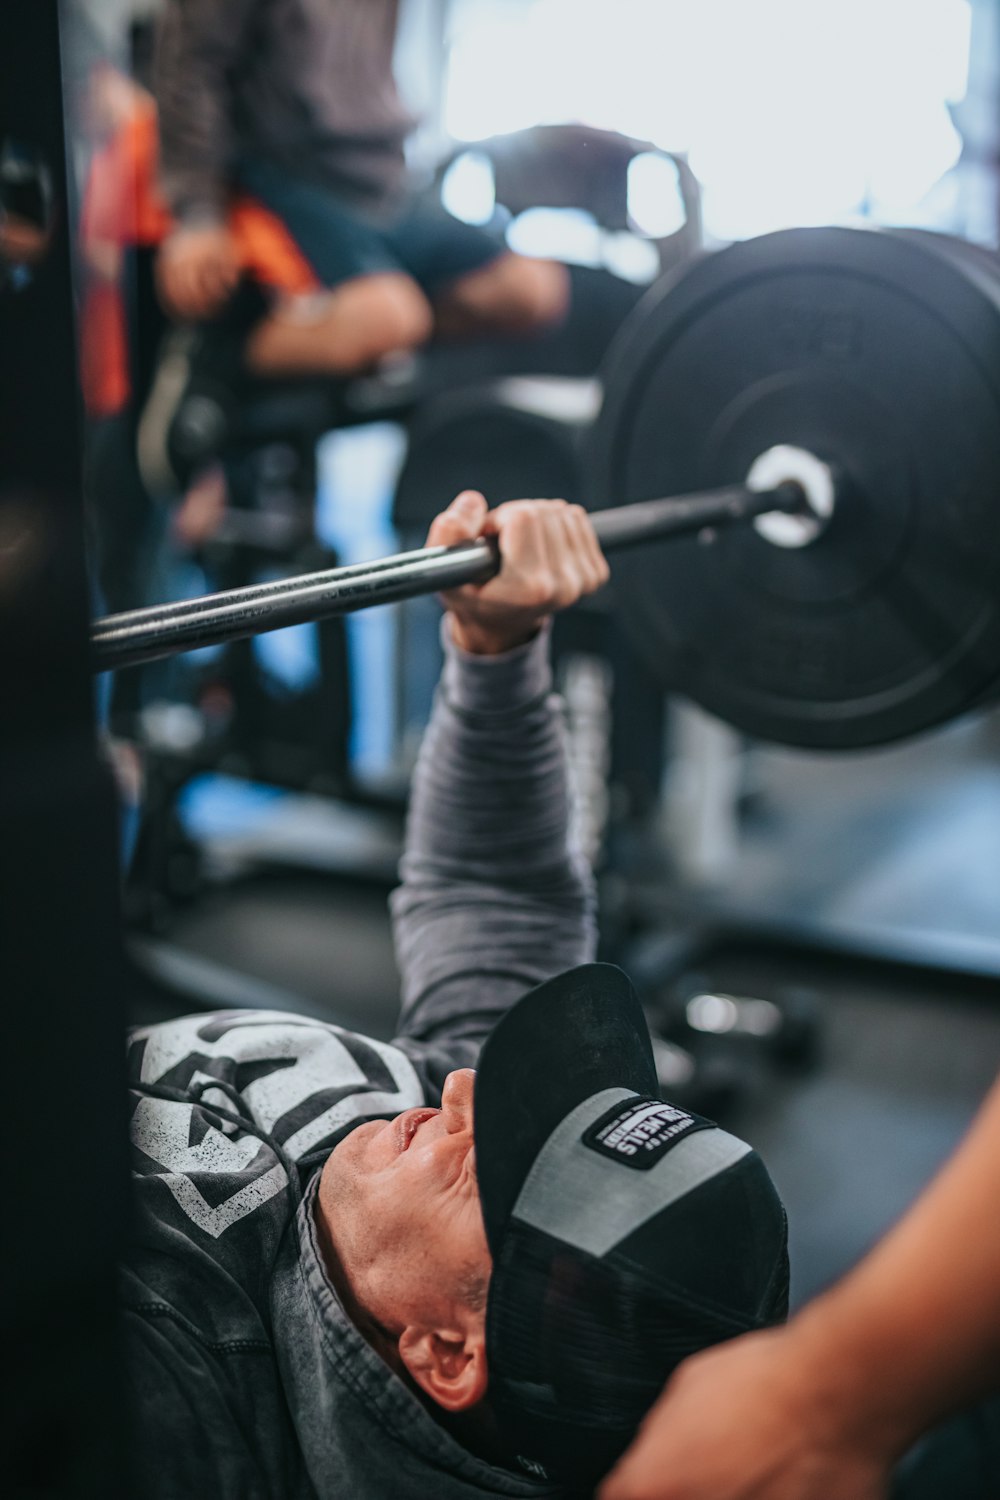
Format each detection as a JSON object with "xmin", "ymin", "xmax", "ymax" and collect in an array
[{"xmin": 140, "ymin": 0, "xmax": 568, "ymax": 484}]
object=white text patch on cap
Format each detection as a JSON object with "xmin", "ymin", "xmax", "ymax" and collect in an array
[{"xmin": 583, "ymin": 1097, "xmax": 712, "ymax": 1170}]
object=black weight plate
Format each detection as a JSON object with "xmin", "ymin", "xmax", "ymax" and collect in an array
[
  {"xmin": 885, "ymin": 228, "xmax": 1000, "ymax": 723},
  {"xmin": 589, "ymin": 226, "xmax": 1000, "ymax": 749},
  {"xmin": 393, "ymin": 383, "xmax": 583, "ymax": 530}
]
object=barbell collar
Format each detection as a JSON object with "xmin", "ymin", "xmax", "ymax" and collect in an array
[{"xmin": 90, "ymin": 480, "xmax": 807, "ymax": 673}]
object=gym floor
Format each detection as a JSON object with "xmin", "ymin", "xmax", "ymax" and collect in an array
[{"xmin": 128, "ymin": 696, "xmax": 1000, "ymax": 1313}]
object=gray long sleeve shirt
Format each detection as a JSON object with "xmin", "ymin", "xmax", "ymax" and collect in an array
[
  {"xmin": 154, "ymin": 0, "xmax": 416, "ymax": 221},
  {"xmin": 122, "ymin": 626, "xmax": 596, "ymax": 1499}
]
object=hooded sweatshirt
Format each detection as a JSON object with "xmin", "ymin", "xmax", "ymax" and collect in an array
[{"xmin": 122, "ymin": 624, "xmax": 596, "ymax": 1499}]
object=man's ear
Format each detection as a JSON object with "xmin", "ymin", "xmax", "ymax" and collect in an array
[{"xmin": 397, "ymin": 1322, "xmax": 488, "ymax": 1412}]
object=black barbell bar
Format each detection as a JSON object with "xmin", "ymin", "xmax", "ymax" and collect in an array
[{"xmin": 91, "ymin": 480, "xmax": 807, "ymax": 673}]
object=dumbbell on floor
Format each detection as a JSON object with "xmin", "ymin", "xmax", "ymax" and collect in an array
[
  {"xmin": 645, "ymin": 1022, "xmax": 750, "ymax": 1119},
  {"xmin": 657, "ymin": 976, "xmax": 824, "ymax": 1070}
]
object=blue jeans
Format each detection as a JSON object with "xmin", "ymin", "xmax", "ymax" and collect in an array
[{"xmin": 238, "ymin": 160, "xmax": 505, "ymax": 295}]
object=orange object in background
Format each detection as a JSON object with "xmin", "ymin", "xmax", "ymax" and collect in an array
[
  {"xmin": 228, "ymin": 197, "xmax": 320, "ymax": 297},
  {"xmin": 79, "ymin": 74, "xmax": 319, "ymax": 417}
]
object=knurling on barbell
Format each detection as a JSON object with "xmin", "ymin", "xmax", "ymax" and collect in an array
[{"xmin": 89, "ymin": 471, "xmax": 813, "ymax": 673}]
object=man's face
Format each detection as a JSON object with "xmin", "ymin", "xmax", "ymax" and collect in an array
[{"xmin": 319, "ymin": 1068, "xmax": 491, "ymax": 1334}]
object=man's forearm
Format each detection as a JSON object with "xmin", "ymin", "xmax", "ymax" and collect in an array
[{"xmin": 391, "ymin": 622, "xmax": 595, "ymax": 1047}]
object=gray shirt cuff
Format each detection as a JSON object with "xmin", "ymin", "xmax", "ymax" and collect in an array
[{"xmin": 440, "ymin": 618, "xmax": 553, "ymax": 716}]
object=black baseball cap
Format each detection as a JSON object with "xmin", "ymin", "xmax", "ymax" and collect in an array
[{"xmin": 474, "ymin": 963, "xmax": 789, "ymax": 1488}]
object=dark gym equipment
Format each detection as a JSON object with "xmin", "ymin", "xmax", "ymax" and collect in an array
[
  {"xmin": 392, "ymin": 377, "xmax": 591, "ymax": 532},
  {"xmin": 2, "ymin": 1, "xmax": 128, "ymax": 1493},
  {"xmin": 0, "ymin": 137, "xmax": 54, "ymax": 294},
  {"xmin": 190, "ymin": 428, "xmax": 354, "ymax": 793},
  {"xmin": 591, "ymin": 226, "xmax": 1000, "ymax": 749},
  {"xmin": 646, "ymin": 1028, "xmax": 747, "ymax": 1119},
  {"xmin": 440, "ymin": 124, "xmax": 702, "ymax": 265},
  {"xmin": 661, "ymin": 976, "xmax": 823, "ymax": 1068},
  {"xmin": 93, "ymin": 226, "xmax": 1000, "ymax": 752}
]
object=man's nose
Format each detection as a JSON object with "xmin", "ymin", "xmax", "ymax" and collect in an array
[{"xmin": 441, "ymin": 1068, "xmax": 476, "ymax": 1133}]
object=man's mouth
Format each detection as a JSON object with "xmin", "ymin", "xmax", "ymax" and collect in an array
[{"xmin": 393, "ymin": 1108, "xmax": 439, "ymax": 1154}]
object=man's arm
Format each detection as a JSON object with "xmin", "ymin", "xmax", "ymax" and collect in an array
[
  {"xmin": 600, "ymin": 1071, "xmax": 1000, "ymax": 1500},
  {"xmin": 154, "ymin": 0, "xmax": 255, "ymax": 316},
  {"xmin": 391, "ymin": 490, "xmax": 609, "ymax": 1071}
]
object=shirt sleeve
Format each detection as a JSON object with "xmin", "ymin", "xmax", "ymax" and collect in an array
[
  {"xmin": 390, "ymin": 621, "xmax": 597, "ymax": 1072},
  {"xmin": 154, "ymin": 0, "xmax": 260, "ymax": 222}
]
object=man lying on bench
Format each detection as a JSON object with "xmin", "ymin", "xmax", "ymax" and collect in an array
[{"xmin": 123, "ymin": 492, "xmax": 788, "ymax": 1498}]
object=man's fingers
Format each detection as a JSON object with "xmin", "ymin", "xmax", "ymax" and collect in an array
[
  {"xmin": 550, "ymin": 503, "xmax": 597, "ymax": 608},
  {"xmin": 533, "ymin": 502, "xmax": 580, "ymax": 612},
  {"xmin": 160, "ymin": 261, "xmax": 202, "ymax": 321},
  {"xmin": 428, "ymin": 496, "xmax": 608, "ymax": 608},
  {"xmin": 490, "ymin": 501, "xmax": 559, "ymax": 606},
  {"xmin": 206, "ymin": 248, "xmax": 240, "ymax": 303},
  {"xmin": 439, "ymin": 496, "xmax": 602, "ymax": 654},
  {"xmin": 157, "ymin": 232, "xmax": 240, "ymax": 321},
  {"xmin": 549, "ymin": 502, "xmax": 608, "ymax": 596},
  {"xmin": 426, "ymin": 490, "xmax": 489, "ymax": 549},
  {"xmin": 498, "ymin": 500, "xmax": 606, "ymax": 609},
  {"xmin": 433, "ymin": 496, "xmax": 607, "ymax": 651},
  {"xmin": 571, "ymin": 503, "xmax": 611, "ymax": 592},
  {"xmin": 194, "ymin": 260, "xmax": 230, "ymax": 318}
]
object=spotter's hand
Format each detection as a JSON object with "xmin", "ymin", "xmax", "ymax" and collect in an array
[
  {"xmin": 599, "ymin": 1324, "xmax": 891, "ymax": 1500},
  {"xmin": 426, "ymin": 491, "xmax": 609, "ymax": 656}
]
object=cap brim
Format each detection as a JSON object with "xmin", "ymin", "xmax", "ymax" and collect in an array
[{"xmin": 474, "ymin": 963, "xmax": 658, "ymax": 1257}]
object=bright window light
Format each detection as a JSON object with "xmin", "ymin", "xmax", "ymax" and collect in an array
[
  {"xmin": 443, "ymin": 0, "xmax": 972, "ymax": 242},
  {"xmin": 628, "ymin": 152, "xmax": 688, "ymax": 238},
  {"xmin": 444, "ymin": 0, "xmax": 700, "ymax": 147},
  {"xmin": 683, "ymin": 0, "xmax": 968, "ymax": 238},
  {"xmin": 505, "ymin": 207, "xmax": 603, "ymax": 265},
  {"xmin": 440, "ymin": 150, "xmax": 497, "ymax": 226},
  {"xmin": 602, "ymin": 231, "xmax": 662, "ymax": 285}
]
